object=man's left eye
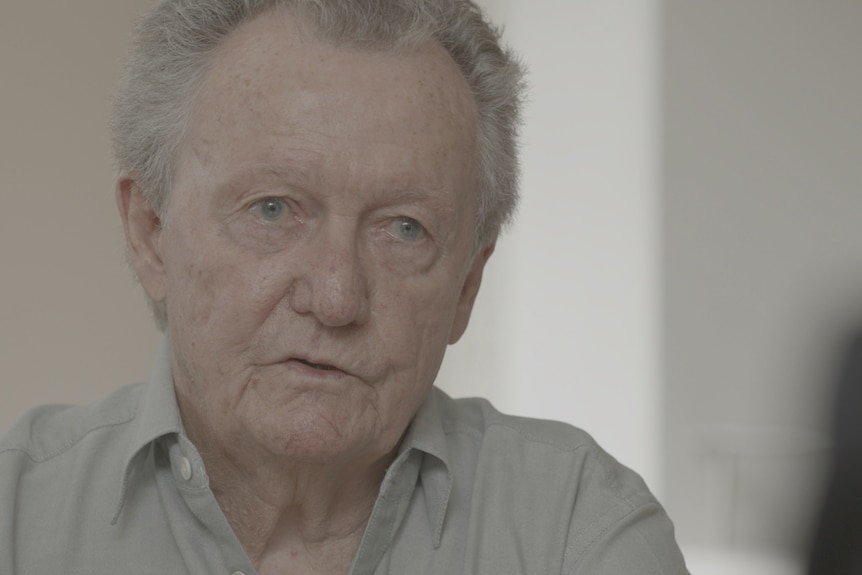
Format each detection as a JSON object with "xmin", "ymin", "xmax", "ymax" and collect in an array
[{"xmin": 386, "ymin": 217, "xmax": 425, "ymax": 241}]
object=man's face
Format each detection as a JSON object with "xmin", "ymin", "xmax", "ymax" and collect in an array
[{"xmin": 128, "ymin": 13, "xmax": 489, "ymax": 465}]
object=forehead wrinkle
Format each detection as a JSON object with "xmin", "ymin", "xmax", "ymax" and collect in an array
[
  {"xmin": 199, "ymin": 15, "xmax": 477, "ymax": 133},
  {"xmin": 190, "ymin": 14, "xmax": 479, "ymax": 152}
]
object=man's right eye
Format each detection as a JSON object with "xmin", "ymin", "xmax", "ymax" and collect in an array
[{"xmin": 254, "ymin": 198, "xmax": 286, "ymax": 221}]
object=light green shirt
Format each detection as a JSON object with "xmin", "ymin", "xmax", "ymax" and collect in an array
[{"xmin": 0, "ymin": 340, "xmax": 688, "ymax": 574}]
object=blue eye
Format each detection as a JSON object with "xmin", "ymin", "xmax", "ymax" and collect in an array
[
  {"xmin": 256, "ymin": 198, "xmax": 286, "ymax": 221},
  {"xmin": 389, "ymin": 217, "xmax": 424, "ymax": 241}
]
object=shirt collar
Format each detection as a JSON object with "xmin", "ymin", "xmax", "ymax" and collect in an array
[
  {"xmin": 112, "ymin": 336, "xmax": 183, "ymax": 524},
  {"xmin": 398, "ymin": 388, "xmax": 454, "ymax": 548}
]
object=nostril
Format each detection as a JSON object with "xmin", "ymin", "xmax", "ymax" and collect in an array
[{"xmin": 287, "ymin": 276, "xmax": 313, "ymax": 316}]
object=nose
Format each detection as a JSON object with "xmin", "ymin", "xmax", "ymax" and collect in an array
[{"xmin": 288, "ymin": 223, "xmax": 370, "ymax": 327}]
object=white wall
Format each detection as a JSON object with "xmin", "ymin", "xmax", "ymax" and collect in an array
[
  {"xmin": 438, "ymin": 0, "xmax": 664, "ymax": 492},
  {"xmin": 663, "ymin": 0, "xmax": 862, "ymax": 564}
]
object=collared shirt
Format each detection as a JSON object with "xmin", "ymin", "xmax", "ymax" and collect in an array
[{"xmin": 0, "ymin": 340, "xmax": 689, "ymax": 574}]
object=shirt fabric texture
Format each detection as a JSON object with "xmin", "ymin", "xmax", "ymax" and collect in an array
[{"xmin": 0, "ymin": 339, "xmax": 689, "ymax": 574}]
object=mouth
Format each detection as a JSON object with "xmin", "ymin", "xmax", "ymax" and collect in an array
[{"xmin": 295, "ymin": 358, "xmax": 337, "ymax": 371}]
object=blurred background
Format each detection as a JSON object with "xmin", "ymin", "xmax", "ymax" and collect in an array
[{"xmin": 2, "ymin": 1, "xmax": 861, "ymax": 573}]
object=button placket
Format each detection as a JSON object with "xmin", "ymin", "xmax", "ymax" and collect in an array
[{"xmin": 167, "ymin": 437, "xmax": 203, "ymax": 486}]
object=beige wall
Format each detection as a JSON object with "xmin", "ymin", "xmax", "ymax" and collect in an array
[{"xmin": 0, "ymin": 1, "xmax": 161, "ymax": 430}]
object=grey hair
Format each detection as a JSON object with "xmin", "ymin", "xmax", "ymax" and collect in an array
[{"xmin": 112, "ymin": 0, "xmax": 525, "ymax": 330}]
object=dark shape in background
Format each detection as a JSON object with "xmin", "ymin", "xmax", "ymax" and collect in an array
[{"xmin": 808, "ymin": 334, "xmax": 862, "ymax": 575}]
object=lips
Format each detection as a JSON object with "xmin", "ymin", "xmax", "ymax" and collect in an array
[
  {"xmin": 296, "ymin": 358, "xmax": 336, "ymax": 371},
  {"xmin": 288, "ymin": 354, "xmax": 353, "ymax": 376},
  {"xmin": 277, "ymin": 352, "xmax": 364, "ymax": 380}
]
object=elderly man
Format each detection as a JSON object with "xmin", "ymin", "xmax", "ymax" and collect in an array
[{"xmin": 0, "ymin": 0, "xmax": 688, "ymax": 573}]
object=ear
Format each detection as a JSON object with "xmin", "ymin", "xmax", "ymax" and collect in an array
[
  {"xmin": 448, "ymin": 242, "xmax": 495, "ymax": 344},
  {"xmin": 116, "ymin": 176, "xmax": 167, "ymax": 304}
]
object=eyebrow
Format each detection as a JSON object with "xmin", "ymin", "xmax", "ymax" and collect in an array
[
  {"xmin": 372, "ymin": 184, "xmax": 458, "ymax": 214},
  {"xmin": 213, "ymin": 161, "xmax": 316, "ymax": 196}
]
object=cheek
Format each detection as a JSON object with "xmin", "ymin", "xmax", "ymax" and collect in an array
[
  {"xmin": 162, "ymin": 221, "xmax": 279, "ymax": 340},
  {"xmin": 376, "ymin": 277, "xmax": 463, "ymax": 378},
  {"xmin": 369, "ymin": 288, "xmax": 459, "ymax": 435},
  {"xmin": 164, "ymin": 237, "xmax": 286, "ymax": 406}
]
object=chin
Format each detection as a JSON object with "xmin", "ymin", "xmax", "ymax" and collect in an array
[{"xmin": 251, "ymin": 407, "xmax": 389, "ymax": 466}]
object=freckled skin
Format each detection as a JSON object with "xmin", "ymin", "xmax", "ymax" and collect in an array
[{"xmin": 129, "ymin": 13, "xmax": 490, "ymax": 474}]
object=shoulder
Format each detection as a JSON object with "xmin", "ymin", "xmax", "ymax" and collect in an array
[
  {"xmin": 0, "ymin": 382, "xmax": 144, "ymax": 464},
  {"xmin": 433, "ymin": 390, "xmax": 688, "ymax": 574},
  {"xmin": 0, "ymin": 383, "xmax": 169, "ymax": 573},
  {"xmin": 439, "ymin": 391, "xmax": 602, "ymax": 450},
  {"xmin": 436, "ymin": 391, "xmax": 638, "ymax": 483},
  {"xmin": 438, "ymin": 391, "xmax": 656, "ymax": 508}
]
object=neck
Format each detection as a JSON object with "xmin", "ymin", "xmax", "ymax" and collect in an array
[
  {"xmin": 179, "ymin": 407, "xmax": 397, "ymax": 573},
  {"xmin": 216, "ymin": 448, "xmax": 389, "ymax": 541}
]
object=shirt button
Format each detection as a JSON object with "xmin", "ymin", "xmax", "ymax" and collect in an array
[
  {"xmin": 179, "ymin": 456, "xmax": 193, "ymax": 481},
  {"xmin": 232, "ymin": 572, "xmax": 247, "ymax": 575}
]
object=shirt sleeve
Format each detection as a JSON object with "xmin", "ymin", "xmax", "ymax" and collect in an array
[{"xmin": 565, "ymin": 501, "xmax": 690, "ymax": 575}]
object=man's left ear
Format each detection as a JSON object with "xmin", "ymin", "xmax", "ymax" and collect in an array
[{"xmin": 449, "ymin": 242, "xmax": 495, "ymax": 344}]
